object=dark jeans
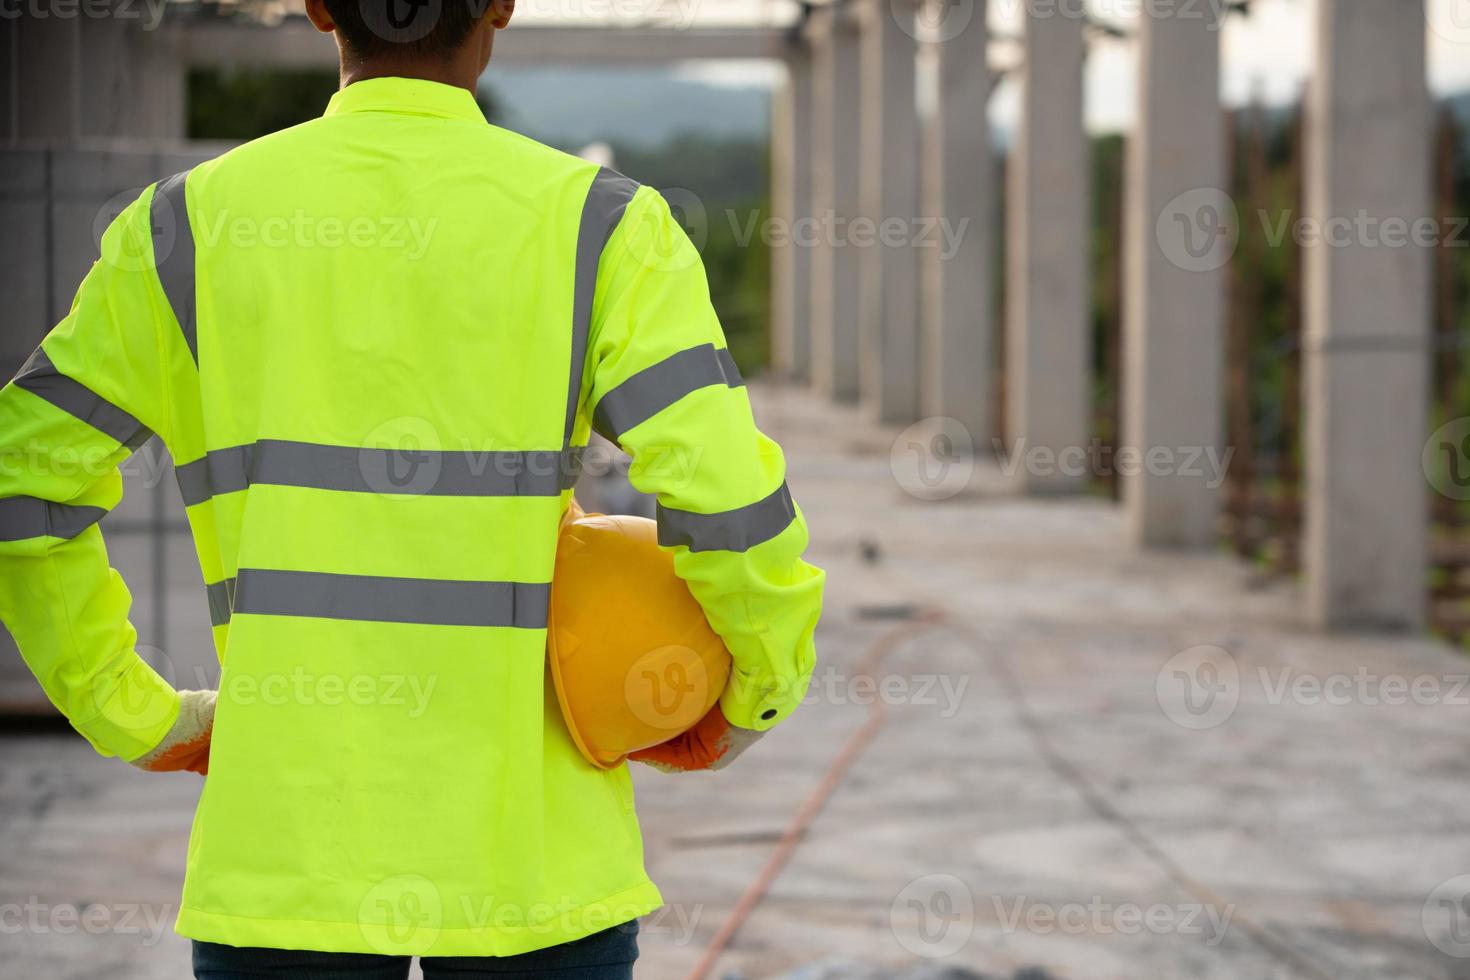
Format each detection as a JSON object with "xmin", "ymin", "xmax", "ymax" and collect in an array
[{"xmin": 192, "ymin": 922, "xmax": 639, "ymax": 980}]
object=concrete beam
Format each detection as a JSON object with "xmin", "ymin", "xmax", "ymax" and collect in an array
[
  {"xmin": 180, "ymin": 19, "xmax": 788, "ymax": 69},
  {"xmin": 921, "ymin": 0, "xmax": 993, "ymax": 448},
  {"xmin": 859, "ymin": 0, "xmax": 922, "ymax": 424},
  {"xmin": 1122, "ymin": 6, "xmax": 1224, "ymax": 545},
  {"xmin": 1006, "ymin": 0, "xmax": 1089, "ymax": 489},
  {"xmin": 1304, "ymin": 0, "xmax": 1430, "ymax": 630},
  {"xmin": 771, "ymin": 45, "xmax": 814, "ymax": 380}
]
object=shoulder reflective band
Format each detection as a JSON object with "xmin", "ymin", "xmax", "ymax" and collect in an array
[
  {"xmin": 13, "ymin": 347, "xmax": 153, "ymax": 451},
  {"xmin": 206, "ymin": 577, "xmax": 237, "ymax": 628},
  {"xmin": 656, "ymin": 482, "xmax": 796, "ymax": 554},
  {"xmin": 151, "ymin": 171, "xmax": 198, "ymax": 364},
  {"xmin": 566, "ymin": 168, "xmax": 640, "ymax": 447},
  {"xmin": 593, "ymin": 344, "xmax": 743, "ymax": 443},
  {"xmin": 0, "ymin": 496, "xmax": 108, "ymax": 543},
  {"xmin": 174, "ymin": 440, "xmax": 582, "ymax": 508},
  {"xmin": 232, "ymin": 568, "xmax": 551, "ymax": 629}
]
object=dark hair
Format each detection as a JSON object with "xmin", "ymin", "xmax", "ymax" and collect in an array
[{"xmin": 324, "ymin": 0, "xmax": 494, "ymax": 61}]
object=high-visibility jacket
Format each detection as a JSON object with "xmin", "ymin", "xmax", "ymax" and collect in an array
[{"xmin": 0, "ymin": 77, "xmax": 824, "ymax": 956}]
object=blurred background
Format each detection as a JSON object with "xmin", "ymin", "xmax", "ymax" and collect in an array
[{"xmin": 3, "ymin": 1, "xmax": 1470, "ymax": 978}]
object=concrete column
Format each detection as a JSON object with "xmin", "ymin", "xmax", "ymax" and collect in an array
[
  {"xmin": 1005, "ymin": 1, "xmax": 1086, "ymax": 490},
  {"xmin": 1122, "ymin": 5, "xmax": 1224, "ymax": 545},
  {"xmin": 1303, "ymin": 0, "xmax": 1430, "ymax": 630},
  {"xmin": 771, "ymin": 45, "xmax": 815, "ymax": 380},
  {"xmin": 859, "ymin": 0, "xmax": 922, "ymax": 424},
  {"xmin": 14, "ymin": 16, "xmax": 81, "ymax": 142},
  {"xmin": 921, "ymin": 0, "xmax": 993, "ymax": 447},
  {"xmin": 808, "ymin": 2, "xmax": 864, "ymax": 403}
]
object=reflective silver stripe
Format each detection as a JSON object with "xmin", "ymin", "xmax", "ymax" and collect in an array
[
  {"xmin": 0, "ymin": 497, "xmax": 108, "ymax": 543},
  {"xmin": 657, "ymin": 482, "xmax": 797, "ymax": 554},
  {"xmin": 13, "ymin": 348, "xmax": 153, "ymax": 451},
  {"xmin": 233, "ymin": 568, "xmax": 551, "ymax": 629},
  {"xmin": 566, "ymin": 168, "xmax": 640, "ymax": 447},
  {"xmin": 151, "ymin": 171, "xmax": 198, "ymax": 364},
  {"xmin": 593, "ymin": 344, "xmax": 744, "ymax": 442},
  {"xmin": 174, "ymin": 440, "xmax": 581, "ymax": 508},
  {"xmin": 206, "ymin": 577, "xmax": 236, "ymax": 628}
]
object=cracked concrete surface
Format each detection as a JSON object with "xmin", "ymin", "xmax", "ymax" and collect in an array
[{"xmin": 3, "ymin": 383, "xmax": 1470, "ymax": 979}]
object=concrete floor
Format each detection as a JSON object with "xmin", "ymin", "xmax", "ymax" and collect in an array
[{"xmin": 4, "ymin": 382, "xmax": 1470, "ymax": 979}]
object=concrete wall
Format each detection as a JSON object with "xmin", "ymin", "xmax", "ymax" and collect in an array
[{"xmin": 0, "ymin": 145, "xmax": 225, "ymax": 712}]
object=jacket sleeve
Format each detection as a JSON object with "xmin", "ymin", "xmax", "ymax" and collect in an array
[
  {"xmin": 0, "ymin": 187, "xmax": 183, "ymax": 760},
  {"xmin": 581, "ymin": 187, "xmax": 825, "ymax": 732}
]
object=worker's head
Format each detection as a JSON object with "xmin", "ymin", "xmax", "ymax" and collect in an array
[{"xmin": 305, "ymin": 0, "xmax": 514, "ymax": 83}]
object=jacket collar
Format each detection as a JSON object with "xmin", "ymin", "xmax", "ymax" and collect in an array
[{"xmin": 324, "ymin": 77, "xmax": 485, "ymax": 123}]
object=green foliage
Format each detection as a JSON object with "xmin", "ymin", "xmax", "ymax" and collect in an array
[
  {"xmin": 187, "ymin": 69, "xmax": 503, "ymax": 141},
  {"xmin": 188, "ymin": 69, "xmax": 341, "ymax": 141}
]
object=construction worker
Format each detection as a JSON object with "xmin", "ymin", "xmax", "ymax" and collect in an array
[{"xmin": 0, "ymin": 0, "xmax": 824, "ymax": 976}]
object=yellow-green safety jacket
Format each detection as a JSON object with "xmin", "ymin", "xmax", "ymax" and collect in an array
[{"xmin": 0, "ymin": 77, "xmax": 824, "ymax": 956}]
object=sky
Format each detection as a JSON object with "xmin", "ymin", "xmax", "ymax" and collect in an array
[{"xmin": 663, "ymin": 0, "xmax": 1470, "ymax": 136}]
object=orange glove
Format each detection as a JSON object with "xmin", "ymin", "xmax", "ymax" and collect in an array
[
  {"xmin": 129, "ymin": 689, "xmax": 215, "ymax": 775},
  {"xmin": 628, "ymin": 704, "xmax": 764, "ymax": 773}
]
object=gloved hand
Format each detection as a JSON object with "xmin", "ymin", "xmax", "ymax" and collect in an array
[
  {"xmin": 627, "ymin": 704, "xmax": 764, "ymax": 773},
  {"xmin": 129, "ymin": 689, "xmax": 216, "ymax": 775}
]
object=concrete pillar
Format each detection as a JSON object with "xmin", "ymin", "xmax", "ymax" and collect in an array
[
  {"xmin": 859, "ymin": 0, "xmax": 922, "ymax": 424},
  {"xmin": 1122, "ymin": 5, "xmax": 1224, "ymax": 545},
  {"xmin": 14, "ymin": 16, "xmax": 81, "ymax": 142},
  {"xmin": 1005, "ymin": 1, "xmax": 1086, "ymax": 491},
  {"xmin": 920, "ymin": 0, "xmax": 993, "ymax": 447},
  {"xmin": 771, "ymin": 45, "xmax": 815, "ymax": 380},
  {"xmin": 808, "ymin": 2, "xmax": 864, "ymax": 403},
  {"xmin": 1304, "ymin": 0, "xmax": 1430, "ymax": 630}
]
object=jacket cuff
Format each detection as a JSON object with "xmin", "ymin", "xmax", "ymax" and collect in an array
[
  {"xmin": 75, "ymin": 656, "xmax": 182, "ymax": 762},
  {"xmin": 718, "ymin": 669, "xmax": 796, "ymax": 732}
]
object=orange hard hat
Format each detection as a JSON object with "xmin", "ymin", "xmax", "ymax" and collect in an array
[{"xmin": 548, "ymin": 507, "xmax": 732, "ymax": 769}]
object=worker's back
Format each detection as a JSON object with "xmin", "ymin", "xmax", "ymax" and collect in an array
[
  {"xmin": 164, "ymin": 79, "xmax": 660, "ymax": 954},
  {"xmin": 0, "ymin": 74, "xmax": 823, "ymax": 961}
]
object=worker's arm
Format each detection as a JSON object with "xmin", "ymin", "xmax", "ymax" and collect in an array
[
  {"xmin": 0, "ymin": 186, "xmax": 210, "ymax": 771},
  {"xmin": 581, "ymin": 187, "xmax": 825, "ymax": 767}
]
